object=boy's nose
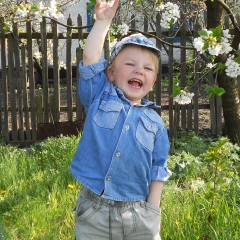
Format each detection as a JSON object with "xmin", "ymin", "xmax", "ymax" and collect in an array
[{"xmin": 134, "ymin": 66, "xmax": 144, "ymax": 75}]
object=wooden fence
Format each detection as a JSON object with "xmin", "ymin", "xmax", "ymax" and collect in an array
[{"xmin": 0, "ymin": 14, "xmax": 223, "ymax": 145}]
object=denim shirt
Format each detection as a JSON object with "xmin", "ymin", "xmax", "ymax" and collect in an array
[{"xmin": 70, "ymin": 59, "xmax": 170, "ymax": 202}]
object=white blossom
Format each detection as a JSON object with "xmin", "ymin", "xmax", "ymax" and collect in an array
[
  {"xmin": 159, "ymin": 2, "xmax": 180, "ymax": 29},
  {"xmin": 223, "ymin": 29, "xmax": 231, "ymax": 39},
  {"xmin": 207, "ymin": 63, "xmax": 214, "ymax": 68},
  {"xmin": 225, "ymin": 56, "xmax": 240, "ymax": 78},
  {"xmin": 208, "ymin": 44, "xmax": 222, "ymax": 56},
  {"xmin": 174, "ymin": 90, "xmax": 194, "ymax": 105},
  {"xmin": 118, "ymin": 23, "xmax": 129, "ymax": 36},
  {"xmin": 193, "ymin": 37, "xmax": 204, "ymax": 52},
  {"xmin": 15, "ymin": 7, "xmax": 29, "ymax": 19}
]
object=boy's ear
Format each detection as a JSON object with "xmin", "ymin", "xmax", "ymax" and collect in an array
[{"xmin": 107, "ymin": 66, "xmax": 114, "ymax": 82}]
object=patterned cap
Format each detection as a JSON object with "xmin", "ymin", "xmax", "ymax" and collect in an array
[{"xmin": 109, "ymin": 33, "xmax": 161, "ymax": 65}]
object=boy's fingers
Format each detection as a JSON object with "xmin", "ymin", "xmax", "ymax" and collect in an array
[{"xmin": 111, "ymin": 0, "xmax": 120, "ymax": 10}]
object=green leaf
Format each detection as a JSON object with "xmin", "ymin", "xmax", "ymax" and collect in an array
[
  {"xmin": 214, "ymin": 87, "xmax": 225, "ymax": 96},
  {"xmin": 170, "ymin": 84, "xmax": 181, "ymax": 98},
  {"xmin": 87, "ymin": 0, "xmax": 96, "ymax": 10},
  {"xmin": 214, "ymin": 62, "xmax": 226, "ymax": 74},
  {"xmin": 3, "ymin": 23, "xmax": 10, "ymax": 31},
  {"xmin": 211, "ymin": 25, "xmax": 222, "ymax": 41},
  {"xmin": 202, "ymin": 43, "xmax": 209, "ymax": 51},
  {"xmin": 204, "ymin": 85, "xmax": 225, "ymax": 98},
  {"xmin": 199, "ymin": 30, "xmax": 209, "ymax": 37}
]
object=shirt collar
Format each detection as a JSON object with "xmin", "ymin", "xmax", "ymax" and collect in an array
[{"xmin": 114, "ymin": 85, "xmax": 161, "ymax": 109}]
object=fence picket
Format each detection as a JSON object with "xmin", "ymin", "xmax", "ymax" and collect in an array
[
  {"xmin": 26, "ymin": 21, "xmax": 37, "ymax": 140},
  {"xmin": 13, "ymin": 23, "xmax": 24, "ymax": 140},
  {"xmin": 52, "ymin": 19, "xmax": 60, "ymax": 122},
  {"xmin": 66, "ymin": 15, "xmax": 73, "ymax": 122},
  {"xmin": 21, "ymin": 45, "xmax": 31, "ymax": 140},
  {"xmin": 0, "ymin": 17, "xmax": 9, "ymax": 142},
  {"xmin": 155, "ymin": 12, "xmax": 162, "ymax": 116},
  {"xmin": 180, "ymin": 15, "xmax": 187, "ymax": 130},
  {"xmin": 168, "ymin": 26, "xmax": 175, "ymax": 139},
  {"xmin": 8, "ymin": 33, "xmax": 18, "ymax": 140},
  {"xmin": 41, "ymin": 17, "xmax": 49, "ymax": 123},
  {"xmin": 76, "ymin": 14, "xmax": 84, "ymax": 121}
]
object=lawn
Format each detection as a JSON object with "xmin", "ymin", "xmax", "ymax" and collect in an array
[{"xmin": 0, "ymin": 132, "xmax": 239, "ymax": 239}]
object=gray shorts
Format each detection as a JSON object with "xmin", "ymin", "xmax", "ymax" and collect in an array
[{"xmin": 75, "ymin": 187, "xmax": 161, "ymax": 240}]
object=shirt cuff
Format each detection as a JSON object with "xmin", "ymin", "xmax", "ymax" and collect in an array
[
  {"xmin": 151, "ymin": 166, "xmax": 169, "ymax": 182},
  {"xmin": 79, "ymin": 59, "xmax": 108, "ymax": 80}
]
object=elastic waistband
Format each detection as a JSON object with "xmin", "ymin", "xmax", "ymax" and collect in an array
[{"xmin": 81, "ymin": 187, "xmax": 145, "ymax": 208}]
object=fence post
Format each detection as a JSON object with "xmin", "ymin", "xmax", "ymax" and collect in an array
[
  {"xmin": 76, "ymin": 14, "xmax": 84, "ymax": 121},
  {"xmin": 155, "ymin": 12, "xmax": 162, "ymax": 116},
  {"xmin": 67, "ymin": 15, "xmax": 73, "ymax": 122},
  {"xmin": 26, "ymin": 20, "xmax": 37, "ymax": 140},
  {"xmin": 35, "ymin": 95, "xmax": 43, "ymax": 124},
  {"xmin": 21, "ymin": 45, "xmax": 31, "ymax": 140},
  {"xmin": 13, "ymin": 22, "xmax": 24, "ymax": 141},
  {"xmin": 7, "ymin": 33, "xmax": 18, "ymax": 141},
  {"xmin": 0, "ymin": 17, "xmax": 9, "ymax": 142},
  {"xmin": 168, "ymin": 26, "xmax": 175, "ymax": 139},
  {"xmin": 193, "ymin": 23, "xmax": 199, "ymax": 133},
  {"xmin": 41, "ymin": 17, "xmax": 49, "ymax": 123},
  {"xmin": 52, "ymin": 19, "xmax": 60, "ymax": 122},
  {"xmin": 180, "ymin": 14, "xmax": 187, "ymax": 130}
]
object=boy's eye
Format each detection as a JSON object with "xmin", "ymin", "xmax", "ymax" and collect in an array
[
  {"xmin": 126, "ymin": 62, "xmax": 134, "ymax": 66},
  {"xmin": 145, "ymin": 67, "xmax": 153, "ymax": 71}
]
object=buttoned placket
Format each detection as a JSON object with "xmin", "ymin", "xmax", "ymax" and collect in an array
[{"xmin": 103, "ymin": 105, "xmax": 134, "ymax": 195}]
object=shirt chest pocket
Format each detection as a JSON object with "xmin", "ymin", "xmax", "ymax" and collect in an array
[
  {"xmin": 93, "ymin": 101, "xmax": 123, "ymax": 129},
  {"xmin": 136, "ymin": 117, "xmax": 158, "ymax": 152}
]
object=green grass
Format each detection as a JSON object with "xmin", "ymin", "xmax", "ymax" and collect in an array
[{"xmin": 0, "ymin": 133, "xmax": 239, "ymax": 239}]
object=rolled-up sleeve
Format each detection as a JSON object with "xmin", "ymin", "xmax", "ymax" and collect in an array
[
  {"xmin": 78, "ymin": 59, "xmax": 108, "ymax": 107},
  {"xmin": 151, "ymin": 126, "xmax": 170, "ymax": 182}
]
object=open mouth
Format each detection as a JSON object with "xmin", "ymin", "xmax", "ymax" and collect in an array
[{"xmin": 128, "ymin": 79, "xmax": 143, "ymax": 89}]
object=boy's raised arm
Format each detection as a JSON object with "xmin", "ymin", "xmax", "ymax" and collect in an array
[{"xmin": 83, "ymin": 0, "xmax": 120, "ymax": 66}]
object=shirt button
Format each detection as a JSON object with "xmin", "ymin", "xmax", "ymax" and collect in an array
[
  {"xmin": 125, "ymin": 125, "xmax": 130, "ymax": 131},
  {"xmin": 107, "ymin": 176, "xmax": 112, "ymax": 181},
  {"xmin": 116, "ymin": 152, "xmax": 121, "ymax": 158}
]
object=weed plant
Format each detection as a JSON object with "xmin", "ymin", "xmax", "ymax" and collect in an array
[{"xmin": 0, "ymin": 132, "xmax": 239, "ymax": 239}]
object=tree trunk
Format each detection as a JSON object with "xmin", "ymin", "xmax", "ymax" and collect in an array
[{"xmin": 206, "ymin": 0, "xmax": 240, "ymax": 144}]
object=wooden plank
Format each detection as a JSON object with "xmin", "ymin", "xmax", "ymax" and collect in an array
[
  {"xmin": 76, "ymin": 14, "xmax": 84, "ymax": 121},
  {"xmin": 155, "ymin": 12, "xmax": 162, "ymax": 116},
  {"xmin": 13, "ymin": 22, "xmax": 24, "ymax": 141},
  {"xmin": 0, "ymin": 17, "xmax": 9, "ymax": 141},
  {"xmin": 26, "ymin": 21, "xmax": 37, "ymax": 140},
  {"xmin": 21, "ymin": 45, "xmax": 31, "ymax": 140},
  {"xmin": 144, "ymin": 17, "xmax": 154, "ymax": 102},
  {"xmin": 208, "ymin": 70, "xmax": 217, "ymax": 135},
  {"xmin": 193, "ymin": 55, "xmax": 199, "ymax": 133},
  {"xmin": 168, "ymin": 26, "xmax": 174, "ymax": 139},
  {"xmin": 187, "ymin": 104, "xmax": 193, "ymax": 130},
  {"xmin": 180, "ymin": 15, "xmax": 187, "ymax": 129},
  {"xmin": 8, "ymin": 33, "xmax": 18, "ymax": 140},
  {"xmin": 193, "ymin": 23, "xmax": 199, "ymax": 133},
  {"xmin": 52, "ymin": 19, "xmax": 60, "ymax": 122},
  {"xmin": 216, "ymin": 96, "xmax": 222, "ymax": 135},
  {"xmin": 41, "ymin": 17, "xmax": 49, "ymax": 123},
  {"xmin": 66, "ymin": 16, "xmax": 73, "ymax": 121}
]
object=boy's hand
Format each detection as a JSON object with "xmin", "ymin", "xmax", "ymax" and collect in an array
[
  {"xmin": 95, "ymin": 0, "xmax": 120, "ymax": 22},
  {"xmin": 83, "ymin": 0, "xmax": 120, "ymax": 65}
]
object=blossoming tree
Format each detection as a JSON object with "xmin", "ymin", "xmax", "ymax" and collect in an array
[
  {"xmin": 201, "ymin": 0, "xmax": 240, "ymax": 144},
  {"xmin": 105, "ymin": 0, "xmax": 240, "ymax": 143}
]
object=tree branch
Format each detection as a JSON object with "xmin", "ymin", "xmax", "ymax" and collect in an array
[
  {"xmin": 129, "ymin": 28, "xmax": 195, "ymax": 50},
  {"xmin": 214, "ymin": 0, "xmax": 240, "ymax": 33}
]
